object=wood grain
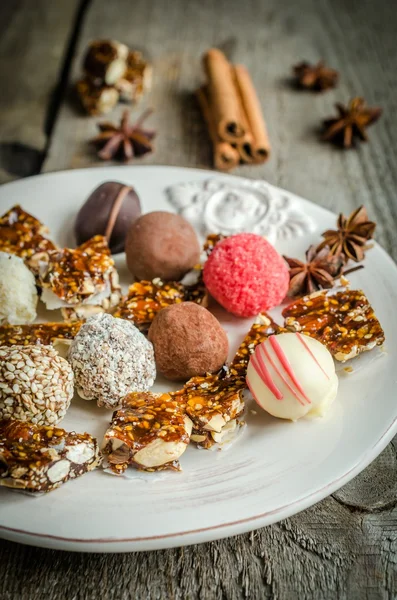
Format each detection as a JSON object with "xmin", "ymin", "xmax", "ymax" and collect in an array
[
  {"xmin": 0, "ymin": 0, "xmax": 82, "ymax": 183},
  {"xmin": 1, "ymin": 0, "xmax": 397, "ymax": 598}
]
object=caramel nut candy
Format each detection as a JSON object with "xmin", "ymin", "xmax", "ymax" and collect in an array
[
  {"xmin": 0, "ymin": 419, "xmax": 101, "ymax": 494},
  {"xmin": 83, "ymin": 39, "xmax": 128, "ymax": 85},
  {"xmin": 76, "ymin": 77, "xmax": 119, "ymax": 115}
]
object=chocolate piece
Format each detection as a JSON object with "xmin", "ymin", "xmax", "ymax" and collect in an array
[
  {"xmin": 75, "ymin": 182, "xmax": 142, "ymax": 254},
  {"xmin": 0, "ymin": 419, "xmax": 101, "ymax": 494},
  {"xmin": 0, "ymin": 345, "xmax": 74, "ymax": 425},
  {"xmin": 0, "ymin": 321, "xmax": 82, "ymax": 347},
  {"xmin": 76, "ymin": 77, "xmax": 119, "ymax": 115},
  {"xmin": 148, "ymin": 302, "xmax": 228, "ymax": 381},
  {"xmin": 113, "ymin": 276, "xmax": 208, "ymax": 333},
  {"xmin": 282, "ymin": 289, "xmax": 385, "ymax": 361},
  {"xmin": 125, "ymin": 211, "xmax": 201, "ymax": 281},
  {"xmin": 102, "ymin": 392, "xmax": 192, "ymax": 473},
  {"xmin": 83, "ymin": 40, "xmax": 128, "ymax": 85},
  {"xmin": 0, "ymin": 205, "xmax": 56, "ymax": 263}
]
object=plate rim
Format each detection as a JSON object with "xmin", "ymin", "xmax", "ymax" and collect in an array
[{"xmin": 1, "ymin": 164, "xmax": 396, "ymax": 552}]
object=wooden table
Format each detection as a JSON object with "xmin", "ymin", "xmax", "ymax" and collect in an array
[{"xmin": 1, "ymin": 0, "xmax": 397, "ymax": 598}]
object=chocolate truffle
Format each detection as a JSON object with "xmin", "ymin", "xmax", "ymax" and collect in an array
[
  {"xmin": 148, "ymin": 302, "xmax": 229, "ymax": 381},
  {"xmin": 125, "ymin": 211, "xmax": 201, "ymax": 281},
  {"xmin": 75, "ymin": 181, "xmax": 141, "ymax": 254}
]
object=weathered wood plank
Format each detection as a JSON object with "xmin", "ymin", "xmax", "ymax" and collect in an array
[
  {"xmin": 1, "ymin": 0, "xmax": 397, "ymax": 598},
  {"xmin": 0, "ymin": 0, "xmax": 81, "ymax": 183}
]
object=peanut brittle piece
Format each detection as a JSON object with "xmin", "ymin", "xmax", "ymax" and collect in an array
[
  {"xmin": 175, "ymin": 314, "xmax": 284, "ymax": 445},
  {"xmin": 228, "ymin": 314, "xmax": 286, "ymax": 385},
  {"xmin": 113, "ymin": 277, "xmax": 208, "ymax": 333},
  {"xmin": 282, "ymin": 289, "xmax": 385, "ymax": 361},
  {"xmin": 0, "ymin": 321, "xmax": 82, "ymax": 347},
  {"xmin": 0, "ymin": 419, "xmax": 101, "ymax": 494},
  {"xmin": 103, "ymin": 392, "xmax": 192, "ymax": 474},
  {"xmin": 34, "ymin": 235, "xmax": 120, "ymax": 309},
  {"xmin": 203, "ymin": 233, "xmax": 226, "ymax": 256},
  {"xmin": 0, "ymin": 205, "xmax": 56, "ymax": 260},
  {"xmin": 190, "ymin": 419, "xmax": 242, "ymax": 449}
]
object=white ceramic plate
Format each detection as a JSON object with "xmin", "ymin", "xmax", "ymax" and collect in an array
[{"xmin": 0, "ymin": 166, "xmax": 396, "ymax": 553}]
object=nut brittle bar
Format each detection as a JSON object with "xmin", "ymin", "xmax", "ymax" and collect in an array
[
  {"xmin": 113, "ymin": 277, "xmax": 208, "ymax": 333},
  {"xmin": 0, "ymin": 419, "xmax": 101, "ymax": 494},
  {"xmin": 0, "ymin": 321, "xmax": 83, "ymax": 347},
  {"xmin": 176, "ymin": 314, "xmax": 284, "ymax": 448},
  {"xmin": 0, "ymin": 205, "xmax": 56, "ymax": 261},
  {"xmin": 103, "ymin": 392, "xmax": 192, "ymax": 473},
  {"xmin": 282, "ymin": 289, "xmax": 385, "ymax": 361},
  {"xmin": 33, "ymin": 235, "xmax": 121, "ymax": 313}
]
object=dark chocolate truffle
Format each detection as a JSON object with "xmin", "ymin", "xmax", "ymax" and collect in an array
[
  {"xmin": 75, "ymin": 181, "xmax": 141, "ymax": 254},
  {"xmin": 125, "ymin": 211, "xmax": 201, "ymax": 281},
  {"xmin": 148, "ymin": 302, "xmax": 229, "ymax": 381}
]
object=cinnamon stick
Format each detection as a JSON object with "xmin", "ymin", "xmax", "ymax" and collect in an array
[
  {"xmin": 203, "ymin": 49, "xmax": 246, "ymax": 143},
  {"xmin": 236, "ymin": 97, "xmax": 256, "ymax": 163},
  {"xmin": 234, "ymin": 64, "xmax": 271, "ymax": 162},
  {"xmin": 196, "ymin": 86, "xmax": 240, "ymax": 171}
]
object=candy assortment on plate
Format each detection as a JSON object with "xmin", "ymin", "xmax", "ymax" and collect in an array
[{"xmin": 0, "ymin": 186, "xmax": 385, "ymax": 492}]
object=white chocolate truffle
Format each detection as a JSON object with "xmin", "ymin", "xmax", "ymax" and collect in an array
[
  {"xmin": 67, "ymin": 313, "xmax": 156, "ymax": 409},
  {"xmin": 246, "ymin": 333, "xmax": 338, "ymax": 421},
  {"xmin": 0, "ymin": 252, "xmax": 37, "ymax": 325},
  {"xmin": 0, "ymin": 345, "xmax": 74, "ymax": 425}
]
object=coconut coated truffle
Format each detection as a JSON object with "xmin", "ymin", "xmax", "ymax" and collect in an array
[
  {"xmin": 203, "ymin": 233, "xmax": 289, "ymax": 317},
  {"xmin": 125, "ymin": 211, "xmax": 201, "ymax": 281},
  {"xmin": 0, "ymin": 345, "xmax": 74, "ymax": 425},
  {"xmin": 148, "ymin": 302, "xmax": 228, "ymax": 381},
  {"xmin": 67, "ymin": 313, "xmax": 156, "ymax": 408},
  {"xmin": 0, "ymin": 252, "xmax": 38, "ymax": 325}
]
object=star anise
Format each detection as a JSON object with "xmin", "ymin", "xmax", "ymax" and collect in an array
[
  {"xmin": 284, "ymin": 246, "xmax": 344, "ymax": 298},
  {"xmin": 317, "ymin": 206, "xmax": 376, "ymax": 262},
  {"xmin": 91, "ymin": 109, "xmax": 156, "ymax": 161},
  {"xmin": 322, "ymin": 97, "xmax": 382, "ymax": 148},
  {"xmin": 293, "ymin": 60, "xmax": 339, "ymax": 91}
]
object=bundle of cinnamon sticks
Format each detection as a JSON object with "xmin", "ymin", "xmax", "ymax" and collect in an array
[{"xmin": 197, "ymin": 49, "xmax": 270, "ymax": 171}]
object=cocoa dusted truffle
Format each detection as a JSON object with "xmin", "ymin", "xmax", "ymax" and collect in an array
[
  {"xmin": 75, "ymin": 182, "xmax": 141, "ymax": 254},
  {"xmin": 125, "ymin": 211, "xmax": 201, "ymax": 281},
  {"xmin": 148, "ymin": 302, "xmax": 229, "ymax": 381}
]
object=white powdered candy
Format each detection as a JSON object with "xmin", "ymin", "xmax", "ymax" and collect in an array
[
  {"xmin": 0, "ymin": 252, "xmax": 38, "ymax": 325},
  {"xmin": 0, "ymin": 345, "xmax": 74, "ymax": 425},
  {"xmin": 67, "ymin": 313, "xmax": 156, "ymax": 408}
]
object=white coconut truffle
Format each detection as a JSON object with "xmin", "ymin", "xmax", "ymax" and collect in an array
[
  {"xmin": 67, "ymin": 313, "xmax": 156, "ymax": 409},
  {"xmin": 0, "ymin": 252, "xmax": 38, "ymax": 325},
  {"xmin": 0, "ymin": 345, "xmax": 74, "ymax": 425},
  {"xmin": 247, "ymin": 332, "xmax": 338, "ymax": 421}
]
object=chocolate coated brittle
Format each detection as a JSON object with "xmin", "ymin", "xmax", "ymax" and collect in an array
[
  {"xmin": 283, "ymin": 289, "xmax": 385, "ymax": 361},
  {"xmin": 0, "ymin": 420, "xmax": 101, "ymax": 493}
]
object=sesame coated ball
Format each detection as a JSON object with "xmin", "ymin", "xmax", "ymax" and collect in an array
[{"xmin": 0, "ymin": 345, "xmax": 74, "ymax": 426}]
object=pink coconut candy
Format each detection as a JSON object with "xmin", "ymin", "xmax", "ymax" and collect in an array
[{"xmin": 203, "ymin": 233, "xmax": 289, "ymax": 317}]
